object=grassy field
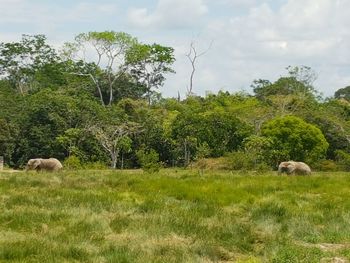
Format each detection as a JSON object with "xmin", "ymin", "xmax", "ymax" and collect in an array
[{"xmin": 0, "ymin": 169, "xmax": 350, "ymax": 262}]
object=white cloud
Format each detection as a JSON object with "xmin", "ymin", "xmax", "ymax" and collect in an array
[
  {"xmin": 0, "ymin": 1, "xmax": 119, "ymax": 31},
  {"xmin": 128, "ymin": 0, "xmax": 208, "ymax": 29},
  {"xmin": 1, "ymin": 0, "xmax": 350, "ymax": 98},
  {"xmin": 217, "ymin": 0, "xmax": 258, "ymax": 9},
  {"xmin": 162, "ymin": 0, "xmax": 350, "ymax": 98}
]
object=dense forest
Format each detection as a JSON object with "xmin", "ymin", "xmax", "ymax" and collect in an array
[{"xmin": 1, "ymin": 32, "xmax": 350, "ymax": 171}]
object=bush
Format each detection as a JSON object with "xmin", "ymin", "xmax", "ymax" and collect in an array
[
  {"xmin": 314, "ymin": 159, "xmax": 339, "ymax": 171},
  {"xmin": 191, "ymin": 157, "xmax": 231, "ymax": 170},
  {"xmin": 261, "ymin": 115, "xmax": 329, "ymax": 164},
  {"xmin": 83, "ymin": 161, "xmax": 108, "ymax": 170},
  {"xmin": 226, "ymin": 151, "xmax": 254, "ymax": 170},
  {"xmin": 335, "ymin": 150, "xmax": 350, "ymax": 171},
  {"xmin": 136, "ymin": 149, "xmax": 162, "ymax": 173},
  {"xmin": 63, "ymin": 155, "xmax": 82, "ymax": 170},
  {"xmin": 226, "ymin": 151, "xmax": 271, "ymax": 172}
]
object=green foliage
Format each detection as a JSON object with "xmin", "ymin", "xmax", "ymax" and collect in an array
[
  {"xmin": 63, "ymin": 155, "xmax": 82, "ymax": 170},
  {"xmin": 172, "ymin": 109, "xmax": 253, "ymax": 158},
  {"xmin": 243, "ymin": 135, "xmax": 272, "ymax": 166},
  {"xmin": 0, "ymin": 33, "xmax": 349, "ymax": 171},
  {"xmin": 335, "ymin": 150, "xmax": 350, "ymax": 171},
  {"xmin": 253, "ymin": 66, "xmax": 318, "ymax": 100},
  {"xmin": 334, "ymin": 86, "xmax": 350, "ymax": 100},
  {"xmin": 313, "ymin": 159, "xmax": 339, "ymax": 172},
  {"xmin": 62, "ymin": 31, "xmax": 174, "ymax": 105},
  {"xmin": 226, "ymin": 151, "xmax": 255, "ymax": 170},
  {"xmin": 83, "ymin": 161, "xmax": 108, "ymax": 170},
  {"xmin": 126, "ymin": 43, "xmax": 175, "ymax": 102},
  {"xmin": 0, "ymin": 34, "xmax": 64, "ymax": 93},
  {"xmin": 0, "ymin": 118, "xmax": 19, "ymax": 166},
  {"xmin": 136, "ymin": 148, "xmax": 162, "ymax": 173},
  {"xmin": 306, "ymin": 99, "xmax": 350, "ymax": 159},
  {"xmin": 261, "ymin": 115, "xmax": 329, "ymax": 164}
]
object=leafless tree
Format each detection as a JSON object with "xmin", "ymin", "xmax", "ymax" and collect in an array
[{"xmin": 186, "ymin": 41, "xmax": 213, "ymax": 96}]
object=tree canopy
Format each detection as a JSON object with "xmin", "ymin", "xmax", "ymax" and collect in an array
[{"xmin": 0, "ymin": 33, "xmax": 349, "ymax": 171}]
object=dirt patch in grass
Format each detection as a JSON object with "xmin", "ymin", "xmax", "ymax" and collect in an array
[{"xmin": 297, "ymin": 241, "xmax": 350, "ymax": 252}]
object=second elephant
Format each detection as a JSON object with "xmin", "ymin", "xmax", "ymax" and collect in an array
[{"xmin": 278, "ymin": 161, "xmax": 311, "ymax": 175}]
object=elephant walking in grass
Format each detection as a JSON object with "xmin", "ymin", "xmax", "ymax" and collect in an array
[
  {"xmin": 278, "ymin": 161, "xmax": 311, "ymax": 175},
  {"xmin": 26, "ymin": 158, "xmax": 63, "ymax": 172}
]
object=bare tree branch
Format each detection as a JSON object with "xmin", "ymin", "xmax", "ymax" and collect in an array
[{"xmin": 186, "ymin": 40, "xmax": 213, "ymax": 96}]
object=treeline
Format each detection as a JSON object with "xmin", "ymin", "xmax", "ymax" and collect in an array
[{"xmin": 1, "ymin": 33, "xmax": 350, "ymax": 171}]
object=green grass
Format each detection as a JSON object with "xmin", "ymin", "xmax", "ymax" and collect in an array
[{"xmin": 1, "ymin": 169, "xmax": 350, "ymax": 262}]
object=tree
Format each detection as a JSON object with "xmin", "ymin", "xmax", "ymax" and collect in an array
[
  {"xmin": 334, "ymin": 86, "xmax": 350, "ymax": 101},
  {"xmin": 172, "ymin": 109, "xmax": 253, "ymax": 158},
  {"xmin": 0, "ymin": 34, "xmax": 62, "ymax": 94},
  {"xmin": 56, "ymin": 128, "xmax": 84, "ymax": 157},
  {"xmin": 0, "ymin": 119, "xmax": 19, "ymax": 166},
  {"xmin": 87, "ymin": 104, "xmax": 141, "ymax": 169},
  {"xmin": 243, "ymin": 135, "xmax": 272, "ymax": 167},
  {"xmin": 261, "ymin": 115, "xmax": 329, "ymax": 166},
  {"xmin": 185, "ymin": 41, "xmax": 212, "ymax": 96},
  {"xmin": 252, "ymin": 66, "xmax": 318, "ymax": 100},
  {"xmin": 62, "ymin": 31, "xmax": 137, "ymax": 106},
  {"xmin": 88, "ymin": 122, "xmax": 139, "ymax": 169},
  {"xmin": 126, "ymin": 43, "xmax": 175, "ymax": 104},
  {"xmin": 306, "ymin": 99, "xmax": 350, "ymax": 159}
]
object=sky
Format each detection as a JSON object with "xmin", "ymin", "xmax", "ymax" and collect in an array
[{"xmin": 1, "ymin": 0, "xmax": 350, "ymax": 98}]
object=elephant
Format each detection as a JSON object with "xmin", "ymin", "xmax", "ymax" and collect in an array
[
  {"xmin": 26, "ymin": 158, "xmax": 63, "ymax": 172},
  {"xmin": 278, "ymin": 161, "xmax": 311, "ymax": 175}
]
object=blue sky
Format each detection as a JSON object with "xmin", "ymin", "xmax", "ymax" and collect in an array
[{"xmin": 1, "ymin": 0, "xmax": 350, "ymax": 98}]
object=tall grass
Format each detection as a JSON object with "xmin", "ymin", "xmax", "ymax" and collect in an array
[{"xmin": 0, "ymin": 169, "xmax": 350, "ymax": 262}]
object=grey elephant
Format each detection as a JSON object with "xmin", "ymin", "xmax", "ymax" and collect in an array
[
  {"xmin": 278, "ymin": 161, "xmax": 311, "ymax": 175},
  {"xmin": 26, "ymin": 158, "xmax": 63, "ymax": 172}
]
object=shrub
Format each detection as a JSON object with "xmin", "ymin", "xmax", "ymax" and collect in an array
[
  {"xmin": 83, "ymin": 161, "xmax": 108, "ymax": 170},
  {"xmin": 63, "ymin": 155, "xmax": 82, "ymax": 170},
  {"xmin": 313, "ymin": 159, "xmax": 339, "ymax": 171},
  {"xmin": 226, "ymin": 151, "xmax": 271, "ymax": 172},
  {"xmin": 261, "ymin": 115, "xmax": 329, "ymax": 164},
  {"xmin": 335, "ymin": 150, "xmax": 350, "ymax": 171},
  {"xmin": 191, "ymin": 157, "xmax": 231, "ymax": 170},
  {"xmin": 136, "ymin": 149, "xmax": 162, "ymax": 173},
  {"xmin": 226, "ymin": 151, "xmax": 254, "ymax": 170}
]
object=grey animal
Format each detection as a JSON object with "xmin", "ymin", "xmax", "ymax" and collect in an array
[
  {"xmin": 278, "ymin": 161, "xmax": 311, "ymax": 175},
  {"xmin": 26, "ymin": 158, "xmax": 63, "ymax": 172}
]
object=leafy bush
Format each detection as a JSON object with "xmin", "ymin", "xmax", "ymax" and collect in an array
[
  {"xmin": 136, "ymin": 149, "xmax": 162, "ymax": 173},
  {"xmin": 261, "ymin": 115, "xmax": 329, "ymax": 164},
  {"xmin": 63, "ymin": 155, "xmax": 82, "ymax": 170},
  {"xmin": 83, "ymin": 161, "xmax": 108, "ymax": 170},
  {"xmin": 226, "ymin": 151, "xmax": 271, "ymax": 172},
  {"xmin": 226, "ymin": 151, "xmax": 254, "ymax": 170},
  {"xmin": 313, "ymin": 159, "xmax": 339, "ymax": 171},
  {"xmin": 335, "ymin": 150, "xmax": 350, "ymax": 171},
  {"xmin": 191, "ymin": 157, "xmax": 231, "ymax": 170}
]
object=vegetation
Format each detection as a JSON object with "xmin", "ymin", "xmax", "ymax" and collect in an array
[
  {"xmin": 0, "ymin": 33, "xmax": 349, "ymax": 171},
  {"xmin": 1, "ymin": 170, "xmax": 350, "ymax": 262},
  {"xmin": 1, "ymin": 29, "xmax": 350, "ymax": 262}
]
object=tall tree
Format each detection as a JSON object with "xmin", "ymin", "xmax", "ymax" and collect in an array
[
  {"xmin": 126, "ymin": 43, "xmax": 175, "ymax": 104},
  {"xmin": 252, "ymin": 66, "xmax": 318, "ymax": 100},
  {"xmin": 85, "ymin": 102, "xmax": 142, "ymax": 168},
  {"xmin": 0, "ymin": 34, "xmax": 61, "ymax": 94},
  {"xmin": 185, "ymin": 41, "xmax": 212, "ymax": 96},
  {"xmin": 88, "ymin": 121, "xmax": 140, "ymax": 169},
  {"xmin": 334, "ymin": 86, "xmax": 350, "ymax": 101},
  {"xmin": 62, "ymin": 31, "xmax": 137, "ymax": 106}
]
